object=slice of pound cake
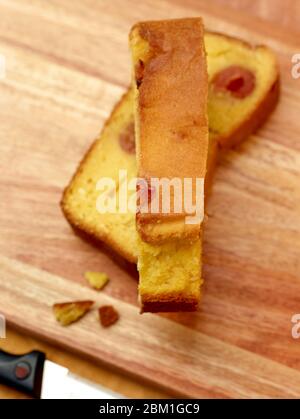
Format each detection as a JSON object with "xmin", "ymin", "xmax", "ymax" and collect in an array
[
  {"xmin": 61, "ymin": 31, "xmax": 279, "ymax": 311},
  {"xmin": 130, "ymin": 18, "xmax": 208, "ymax": 312}
]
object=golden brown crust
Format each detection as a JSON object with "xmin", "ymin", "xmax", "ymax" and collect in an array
[
  {"xmin": 141, "ymin": 295, "xmax": 199, "ymax": 313},
  {"xmin": 131, "ymin": 19, "xmax": 209, "ymax": 242},
  {"xmin": 137, "ymin": 217, "xmax": 200, "ymax": 244}
]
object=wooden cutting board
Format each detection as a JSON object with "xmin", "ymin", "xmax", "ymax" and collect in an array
[{"xmin": 1, "ymin": 0, "xmax": 300, "ymax": 398}]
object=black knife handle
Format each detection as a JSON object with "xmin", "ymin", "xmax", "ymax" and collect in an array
[{"xmin": 0, "ymin": 349, "xmax": 45, "ymax": 398}]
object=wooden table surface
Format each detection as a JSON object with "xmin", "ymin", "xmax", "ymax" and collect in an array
[{"xmin": 0, "ymin": 0, "xmax": 299, "ymax": 399}]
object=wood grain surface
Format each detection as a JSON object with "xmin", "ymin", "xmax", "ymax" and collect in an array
[
  {"xmin": 0, "ymin": 0, "xmax": 300, "ymax": 399},
  {"xmin": 0, "ymin": 328, "xmax": 167, "ymax": 399}
]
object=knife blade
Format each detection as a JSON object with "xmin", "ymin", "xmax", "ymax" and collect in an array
[{"xmin": 0, "ymin": 349, "xmax": 124, "ymax": 399}]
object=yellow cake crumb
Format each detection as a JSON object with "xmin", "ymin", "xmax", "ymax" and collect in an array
[
  {"xmin": 53, "ymin": 301, "xmax": 94, "ymax": 326},
  {"xmin": 84, "ymin": 271, "xmax": 110, "ymax": 290}
]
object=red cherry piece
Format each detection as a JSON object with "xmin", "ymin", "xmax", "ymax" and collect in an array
[
  {"xmin": 119, "ymin": 122, "xmax": 135, "ymax": 154},
  {"xmin": 212, "ymin": 66, "xmax": 256, "ymax": 99}
]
